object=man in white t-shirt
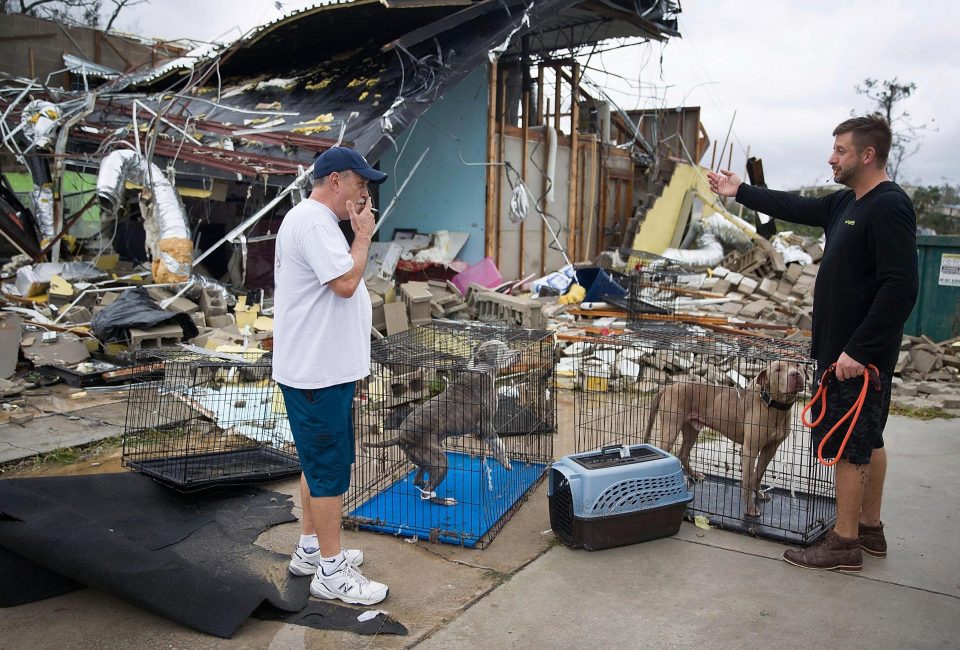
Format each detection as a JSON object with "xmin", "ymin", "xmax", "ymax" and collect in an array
[{"xmin": 272, "ymin": 146, "xmax": 388, "ymax": 606}]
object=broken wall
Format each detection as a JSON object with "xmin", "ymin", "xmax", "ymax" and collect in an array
[
  {"xmin": 377, "ymin": 66, "xmax": 489, "ymax": 265},
  {"xmin": 0, "ymin": 13, "xmax": 167, "ymax": 85},
  {"xmin": 632, "ymin": 161, "xmax": 718, "ymax": 254},
  {"xmin": 496, "ymin": 131, "xmax": 572, "ymax": 280}
]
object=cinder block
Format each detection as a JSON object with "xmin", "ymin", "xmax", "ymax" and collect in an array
[
  {"xmin": 737, "ymin": 276, "xmax": 758, "ymax": 295},
  {"xmin": 369, "ymin": 290, "xmax": 386, "ymax": 332},
  {"xmin": 725, "ymin": 272, "xmax": 744, "ymax": 287},
  {"xmin": 207, "ymin": 314, "xmax": 235, "ymax": 329},
  {"xmin": 384, "ymin": 302, "xmax": 409, "ymax": 335},
  {"xmin": 712, "ymin": 279, "xmax": 732, "ymax": 295},
  {"xmin": 756, "ymin": 278, "xmax": 778, "ymax": 297},
  {"xmin": 401, "ymin": 282, "xmax": 433, "ymax": 325},
  {"xmin": 199, "ymin": 286, "xmax": 228, "ymax": 318},
  {"xmin": 128, "ymin": 323, "xmax": 183, "ymax": 351},
  {"xmin": 165, "ymin": 296, "xmax": 200, "ymax": 314},
  {"xmin": 784, "ymin": 264, "xmax": 804, "ymax": 282},
  {"xmin": 472, "ymin": 290, "xmax": 545, "ymax": 329}
]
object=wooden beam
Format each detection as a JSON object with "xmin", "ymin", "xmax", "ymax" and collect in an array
[
  {"xmin": 538, "ymin": 64, "xmax": 546, "ymax": 275},
  {"xmin": 520, "ymin": 86, "xmax": 529, "ymax": 277},
  {"xmin": 566, "ymin": 62, "xmax": 580, "ymax": 260},
  {"xmin": 495, "ymin": 67, "xmax": 508, "ymax": 268},
  {"xmin": 484, "ymin": 61, "xmax": 498, "ymax": 259}
]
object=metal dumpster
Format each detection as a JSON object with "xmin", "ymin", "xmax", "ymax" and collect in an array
[{"xmin": 904, "ymin": 235, "xmax": 960, "ymax": 342}]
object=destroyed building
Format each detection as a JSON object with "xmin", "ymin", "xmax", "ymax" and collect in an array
[{"xmin": 0, "ymin": 1, "xmax": 956, "ymax": 396}]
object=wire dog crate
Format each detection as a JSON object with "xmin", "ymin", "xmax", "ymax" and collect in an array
[
  {"xmin": 122, "ymin": 349, "xmax": 300, "ymax": 491},
  {"xmin": 587, "ymin": 249, "xmax": 683, "ymax": 317},
  {"xmin": 572, "ymin": 323, "xmax": 833, "ymax": 545},
  {"xmin": 345, "ymin": 321, "xmax": 556, "ymax": 548}
]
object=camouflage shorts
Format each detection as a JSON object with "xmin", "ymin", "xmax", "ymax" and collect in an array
[{"xmin": 809, "ymin": 364, "xmax": 892, "ymax": 465}]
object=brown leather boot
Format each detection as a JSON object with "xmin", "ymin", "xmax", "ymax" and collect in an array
[
  {"xmin": 783, "ymin": 530, "xmax": 862, "ymax": 571},
  {"xmin": 859, "ymin": 521, "xmax": 887, "ymax": 558}
]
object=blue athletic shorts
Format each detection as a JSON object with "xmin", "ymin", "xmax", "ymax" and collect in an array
[{"xmin": 279, "ymin": 382, "xmax": 356, "ymax": 497}]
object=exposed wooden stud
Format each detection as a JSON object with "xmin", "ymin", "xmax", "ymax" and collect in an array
[
  {"xmin": 597, "ymin": 148, "xmax": 608, "ymax": 258},
  {"xmin": 495, "ymin": 67, "xmax": 508, "ymax": 268},
  {"xmin": 710, "ymin": 140, "xmax": 717, "ymax": 170},
  {"xmin": 519, "ymin": 86, "xmax": 529, "ymax": 276},
  {"xmin": 553, "ymin": 65, "xmax": 561, "ymax": 132},
  {"xmin": 484, "ymin": 61, "xmax": 498, "ymax": 260},
  {"xmin": 727, "ymin": 141, "xmax": 734, "ymax": 171},
  {"xmin": 538, "ymin": 64, "xmax": 546, "ymax": 274},
  {"xmin": 565, "ymin": 62, "xmax": 580, "ymax": 260},
  {"xmin": 536, "ymin": 64, "xmax": 545, "ymax": 126}
]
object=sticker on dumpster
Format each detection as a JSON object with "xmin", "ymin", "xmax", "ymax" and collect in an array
[{"xmin": 939, "ymin": 253, "xmax": 960, "ymax": 287}]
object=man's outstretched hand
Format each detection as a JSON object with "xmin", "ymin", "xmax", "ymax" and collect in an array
[{"xmin": 706, "ymin": 169, "xmax": 743, "ymax": 197}]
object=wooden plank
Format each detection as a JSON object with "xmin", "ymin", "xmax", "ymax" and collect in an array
[
  {"xmin": 484, "ymin": 61, "xmax": 498, "ymax": 259},
  {"xmin": 566, "ymin": 62, "xmax": 580, "ymax": 260}
]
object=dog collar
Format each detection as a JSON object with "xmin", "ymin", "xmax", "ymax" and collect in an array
[{"xmin": 761, "ymin": 388, "xmax": 795, "ymax": 411}]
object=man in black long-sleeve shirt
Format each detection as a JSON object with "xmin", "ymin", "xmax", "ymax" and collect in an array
[{"xmin": 707, "ymin": 115, "xmax": 918, "ymax": 572}]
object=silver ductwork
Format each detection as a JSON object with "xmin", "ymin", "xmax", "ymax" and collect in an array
[
  {"xmin": 662, "ymin": 212, "xmax": 755, "ymax": 270},
  {"xmin": 20, "ymin": 100, "xmax": 61, "ymax": 150},
  {"xmin": 97, "ymin": 149, "xmax": 192, "ymax": 281},
  {"xmin": 24, "ymin": 152, "xmax": 55, "ymax": 241}
]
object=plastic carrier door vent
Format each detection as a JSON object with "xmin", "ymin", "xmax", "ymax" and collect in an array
[{"xmin": 590, "ymin": 475, "xmax": 687, "ymax": 516}]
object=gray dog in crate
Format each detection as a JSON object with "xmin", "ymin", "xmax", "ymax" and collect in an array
[
  {"xmin": 362, "ymin": 340, "xmax": 518, "ymax": 506},
  {"xmin": 642, "ymin": 359, "xmax": 807, "ymax": 517}
]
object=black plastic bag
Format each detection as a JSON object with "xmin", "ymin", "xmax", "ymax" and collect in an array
[{"xmin": 91, "ymin": 286, "xmax": 199, "ymax": 343}]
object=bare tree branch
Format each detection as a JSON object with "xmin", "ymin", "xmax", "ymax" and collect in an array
[{"xmin": 104, "ymin": 0, "xmax": 146, "ymax": 31}]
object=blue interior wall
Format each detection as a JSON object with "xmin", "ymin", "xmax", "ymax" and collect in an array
[{"xmin": 376, "ymin": 65, "xmax": 488, "ymax": 264}]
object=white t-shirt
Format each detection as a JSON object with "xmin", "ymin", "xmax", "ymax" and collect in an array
[{"xmin": 272, "ymin": 199, "xmax": 372, "ymax": 388}]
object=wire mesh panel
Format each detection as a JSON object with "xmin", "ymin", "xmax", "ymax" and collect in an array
[
  {"xmin": 572, "ymin": 323, "xmax": 834, "ymax": 545},
  {"xmin": 122, "ymin": 349, "xmax": 300, "ymax": 491},
  {"xmin": 620, "ymin": 249, "xmax": 685, "ymax": 317},
  {"xmin": 346, "ymin": 321, "xmax": 556, "ymax": 548}
]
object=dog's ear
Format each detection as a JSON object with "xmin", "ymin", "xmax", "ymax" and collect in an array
[{"xmin": 755, "ymin": 367, "xmax": 769, "ymax": 388}]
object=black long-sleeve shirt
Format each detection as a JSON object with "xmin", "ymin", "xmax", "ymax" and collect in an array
[{"xmin": 736, "ymin": 182, "xmax": 919, "ymax": 375}]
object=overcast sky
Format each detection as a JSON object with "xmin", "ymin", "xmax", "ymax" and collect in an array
[{"xmin": 115, "ymin": 0, "xmax": 958, "ymax": 190}]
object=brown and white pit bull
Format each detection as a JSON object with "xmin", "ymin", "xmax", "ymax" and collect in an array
[{"xmin": 642, "ymin": 359, "xmax": 807, "ymax": 517}]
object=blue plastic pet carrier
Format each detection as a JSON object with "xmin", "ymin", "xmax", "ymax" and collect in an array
[{"xmin": 548, "ymin": 443, "xmax": 692, "ymax": 550}]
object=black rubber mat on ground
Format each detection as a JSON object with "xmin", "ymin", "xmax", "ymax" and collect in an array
[
  {"xmin": 687, "ymin": 473, "xmax": 835, "ymax": 546},
  {"xmin": 0, "ymin": 473, "xmax": 406, "ymax": 638}
]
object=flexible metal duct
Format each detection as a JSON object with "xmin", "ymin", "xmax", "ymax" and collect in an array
[
  {"xmin": 24, "ymin": 152, "xmax": 54, "ymax": 241},
  {"xmin": 97, "ymin": 150, "xmax": 192, "ymax": 281},
  {"xmin": 662, "ymin": 213, "xmax": 754, "ymax": 269}
]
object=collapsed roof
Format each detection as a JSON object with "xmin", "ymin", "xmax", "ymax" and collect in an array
[{"xmin": 4, "ymin": 0, "xmax": 680, "ymax": 185}]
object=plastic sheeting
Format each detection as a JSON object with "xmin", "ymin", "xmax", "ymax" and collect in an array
[{"xmin": 91, "ymin": 286, "xmax": 198, "ymax": 343}]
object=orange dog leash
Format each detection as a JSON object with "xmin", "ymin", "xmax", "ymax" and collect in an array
[{"xmin": 801, "ymin": 363, "xmax": 881, "ymax": 467}]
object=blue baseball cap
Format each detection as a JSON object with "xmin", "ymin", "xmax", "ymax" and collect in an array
[{"xmin": 313, "ymin": 146, "xmax": 388, "ymax": 184}]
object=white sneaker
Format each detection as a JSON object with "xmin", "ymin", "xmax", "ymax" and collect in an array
[
  {"xmin": 288, "ymin": 547, "xmax": 364, "ymax": 576},
  {"xmin": 310, "ymin": 562, "xmax": 388, "ymax": 606}
]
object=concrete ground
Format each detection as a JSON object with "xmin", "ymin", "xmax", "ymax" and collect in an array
[{"xmin": 0, "ymin": 389, "xmax": 958, "ymax": 648}]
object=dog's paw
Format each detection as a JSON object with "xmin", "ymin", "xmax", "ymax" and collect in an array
[
  {"xmin": 745, "ymin": 507, "xmax": 761, "ymax": 518},
  {"xmin": 502, "ymin": 460, "xmax": 513, "ymax": 471},
  {"xmin": 430, "ymin": 496, "xmax": 457, "ymax": 507},
  {"xmin": 688, "ymin": 471, "xmax": 705, "ymax": 483},
  {"xmin": 756, "ymin": 490, "xmax": 772, "ymax": 502}
]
